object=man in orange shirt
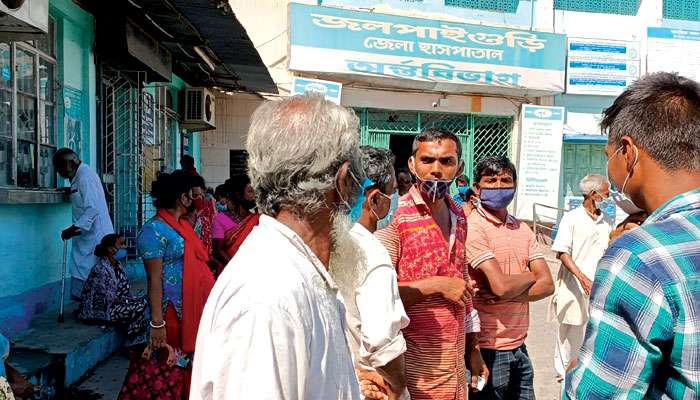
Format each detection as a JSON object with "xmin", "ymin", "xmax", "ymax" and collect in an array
[
  {"xmin": 466, "ymin": 156, "xmax": 555, "ymax": 400},
  {"xmin": 376, "ymin": 129, "xmax": 487, "ymax": 400}
]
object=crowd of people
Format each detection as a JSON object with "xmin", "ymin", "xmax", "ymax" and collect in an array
[{"xmin": 2, "ymin": 71, "xmax": 696, "ymax": 400}]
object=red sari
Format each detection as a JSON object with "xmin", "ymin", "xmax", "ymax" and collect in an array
[
  {"xmin": 156, "ymin": 209, "xmax": 214, "ymax": 353},
  {"xmin": 221, "ymin": 213, "xmax": 261, "ymax": 268}
]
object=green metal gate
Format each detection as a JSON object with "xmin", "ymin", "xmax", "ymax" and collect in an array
[{"xmin": 356, "ymin": 108, "xmax": 513, "ymax": 180}]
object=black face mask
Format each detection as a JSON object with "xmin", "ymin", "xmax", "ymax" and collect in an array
[
  {"xmin": 183, "ymin": 196, "xmax": 196, "ymax": 214},
  {"xmin": 240, "ymin": 199, "xmax": 256, "ymax": 211}
]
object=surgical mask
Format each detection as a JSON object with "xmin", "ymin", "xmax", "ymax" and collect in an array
[
  {"xmin": 215, "ymin": 202, "xmax": 227, "ymax": 212},
  {"xmin": 589, "ymin": 192, "xmax": 606, "ymax": 210},
  {"xmin": 480, "ymin": 187, "xmax": 516, "ymax": 210},
  {"xmin": 457, "ymin": 186, "xmax": 469, "ymax": 195},
  {"xmin": 114, "ymin": 249, "xmax": 128, "ymax": 261},
  {"xmin": 337, "ymin": 170, "xmax": 373, "ymax": 224},
  {"xmin": 372, "ymin": 190, "xmax": 397, "ymax": 224},
  {"xmin": 379, "ymin": 191, "xmax": 399, "ymax": 229},
  {"xmin": 607, "ymin": 146, "xmax": 645, "ymax": 215}
]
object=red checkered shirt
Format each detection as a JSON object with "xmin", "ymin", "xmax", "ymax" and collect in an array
[{"xmin": 375, "ymin": 186, "xmax": 480, "ymax": 400}]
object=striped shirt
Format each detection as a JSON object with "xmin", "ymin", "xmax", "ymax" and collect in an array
[
  {"xmin": 566, "ymin": 188, "xmax": 700, "ymax": 399},
  {"xmin": 466, "ymin": 205, "xmax": 544, "ymax": 350},
  {"xmin": 376, "ymin": 186, "xmax": 479, "ymax": 400}
]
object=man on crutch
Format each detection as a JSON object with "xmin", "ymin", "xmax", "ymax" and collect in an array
[{"xmin": 53, "ymin": 148, "xmax": 113, "ymax": 300}]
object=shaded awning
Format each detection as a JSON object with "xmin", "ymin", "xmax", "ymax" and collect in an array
[{"xmin": 86, "ymin": 0, "xmax": 275, "ymax": 93}]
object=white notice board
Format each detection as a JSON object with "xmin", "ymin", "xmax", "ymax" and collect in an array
[
  {"xmin": 515, "ymin": 105, "xmax": 565, "ymax": 221},
  {"xmin": 566, "ymin": 38, "xmax": 640, "ymax": 96},
  {"xmin": 648, "ymin": 27, "xmax": 700, "ymax": 82}
]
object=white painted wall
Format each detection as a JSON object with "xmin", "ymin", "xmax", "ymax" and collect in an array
[{"xmin": 199, "ymin": 93, "xmax": 263, "ymax": 187}]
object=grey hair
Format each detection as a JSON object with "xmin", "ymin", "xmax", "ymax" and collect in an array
[
  {"xmin": 601, "ymin": 72, "xmax": 700, "ymax": 171},
  {"xmin": 246, "ymin": 94, "xmax": 362, "ymax": 216},
  {"xmin": 579, "ymin": 174, "xmax": 608, "ymax": 196},
  {"xmin": 360, "ymin": 146, "xmax": 395, "ymax": 194}
]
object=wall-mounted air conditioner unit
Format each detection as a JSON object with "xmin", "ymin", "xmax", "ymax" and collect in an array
[
  {"xmin": 182, "ymin": 87, "xmax": 216, "ymax": 132},
  {"xmin": 0, "ymin": 0, "xmax": 48, "ymax": 42}
]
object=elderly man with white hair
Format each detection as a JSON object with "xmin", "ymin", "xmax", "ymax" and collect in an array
[
  {"xmin": 190, "ymin": 95, "xmax": 366, "ymax": 400},
  {"xmin": 549, "ymin": 174, "xmax": 613, "ymax": 382}
]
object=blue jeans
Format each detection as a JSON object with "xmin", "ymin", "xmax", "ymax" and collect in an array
[{"xmin": 471, "ymin": 345, "xmax": 535, "ymax": 400}]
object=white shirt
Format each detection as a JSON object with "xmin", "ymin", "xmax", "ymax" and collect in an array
[
  {"xmin": 190, "ymin": 215, "xmax": 360, "ymax": 400},
  {"xmin": 69, "ymin": 163, "xmax": 114, "ymax": 281},
  {"xmin": 549, "ymin": 206, "xmax": 613, "ymax": 325},
  {"xmin": 342, "ymin": 224, "xmax": 410, "ymax": 398}
]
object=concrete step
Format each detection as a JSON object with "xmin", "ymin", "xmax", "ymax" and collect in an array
[
  {"xmin": 10, "ymin": 302, "xmax": 124, "ymax": 389},
  {"xmin": 70, "ymin": 351, "xmax": 130, "ymax": 400},
  {"xmin": 7, "ymin": 347, "xmax": 64, "ymax": 399}
]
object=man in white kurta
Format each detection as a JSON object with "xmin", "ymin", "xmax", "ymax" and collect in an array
[
  {"xmin": 342, "ymin": 223, "xmax": 410, "ymax": 399},
  {"xmin": 190, "ymin": 95, "xmax": 364, "ymax": 400},
  {"xmin": 549, "ymin": 176, "xmax": 613, "ymax": 379},
  {"xmin": 191, "ymin": 215, "xmax": 360, "ymax": 400},
  {"xmin": 331, "ymin": 146, "xmax": 410, "ymax": 399},
  {"xmin": 54, "ymin": 149, "xmax": 113, "ymax": 299}
]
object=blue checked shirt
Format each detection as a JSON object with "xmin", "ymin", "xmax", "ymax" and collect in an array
[{"xmin": 565, "ymin": 188, "xmax": 700, "ymax": 399}]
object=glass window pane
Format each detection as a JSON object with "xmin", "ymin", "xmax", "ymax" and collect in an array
[
  {"xmin": 39, "ymin": 145, "xmax": 55, "ymax": 187},
  {"xmin": 0, "ymin": 137, "xmax": 11, "ymax": 186},
  {"xmin": 41, "ymin": 103, "xmax": 55, "ymax": 145},
  {"xmin": 16, "ymin": 48, "xmax": 35, "ymax": 95},
  {"xmin": 0, "ymin": 43, "xmax": 11, "ymax": 91},
  {"xmin": 17, "ymin": 140, "xmax": 36, "ymax": 187},
  {"xmin": 17, "ymin": 94, "xmax": 36, "ymax": 142},
  {"xmin": 39, "ymin": 59, "xmax": 53, "ymax": 101},
  {"xmin": 36, "ymin": 18, "xmax": 55, "ymax": 57},
  {"xmin": 0, "ymin": 89, "xmax": 11, "ymax": 137}
]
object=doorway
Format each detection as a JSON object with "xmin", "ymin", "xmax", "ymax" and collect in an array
[
  {"xmin": 356, "ymin": 108, "xmax": 513, "ymax": 181},
  {"xmin": 390, "ymin": 134, "xmax": 415, "ymax": 173}
]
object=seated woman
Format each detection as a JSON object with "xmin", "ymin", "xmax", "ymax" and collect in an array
[{"xmin": 78, "ymin": 234, "xmax": 148, "ymax": 340}]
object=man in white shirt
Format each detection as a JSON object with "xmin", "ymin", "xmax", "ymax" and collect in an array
[
  {"xmin": 331, "ymin": 146, "xmax": 410, "ymax": 400},
  {"xmin": 190, "ymin": 95, "xmax": 364, "ymax": 400},
  {"xmin": 550, "ymin": 174, "xmax": 613, "ymax": 381},
  {"xmin": 53, "ymin": 148, "xmax": 114, "ymax": 299}
]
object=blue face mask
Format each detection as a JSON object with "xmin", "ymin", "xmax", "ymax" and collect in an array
[
  {"xmin": 457, "ymin": 186, "xmax": 469, "ymax": 195},
  {"xmin": 338, "ymin": 169, "xmax": 373, "ymax": 224},
  {"xmin": 114, "ymin": 248, "xmax": 128, "ymax": 261},
  {"xmin": 377, "ymin": 191, "xmax": 399, "ymax": 230},
  {"xmin": 480, "ymin": 187, "xmax": 516, "ymax": 210},
  {"xmin": 348, "ymin": 177, "xmax": 374, "ymax": 223},
  {"xmin": 215, "ymin": 202, "xmax": 227, "ymax": 212}
]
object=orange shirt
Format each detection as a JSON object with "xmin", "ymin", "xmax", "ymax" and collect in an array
[{"xmin": 466, "ymin": 205, "xmax": 543, "ymax": 350}]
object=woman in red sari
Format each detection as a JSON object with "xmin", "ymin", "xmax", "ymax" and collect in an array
[
  {"xmin": 129, "ymin": 171, "xmax": 214, "ymax": 399},
  {"xmin": 212, "ymin": 175, "xmax": 256, "ymax": 272}
]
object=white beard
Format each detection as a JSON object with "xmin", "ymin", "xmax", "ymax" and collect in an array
[{"xmin": 328, "ymin": 210, "xmax": 365, "ymax": 296}]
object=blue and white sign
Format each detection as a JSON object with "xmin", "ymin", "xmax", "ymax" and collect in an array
[
  {"xmin": 566, "ymin": 38, "xmax": 640, "ymax": 96},
  {"xmin": 648, "ymin": 27, "xmax": 700, "ymax": 83},
  {"xmin": 291, "ymin": 77, "xmax": 343, "ymax": 104},
  {"xmin": 516, "ymin": 105, "xmax": 565, "ymax": 221},
  {"xmin": 289, "ymin": 3, "xmax": 567, "ymax": 93},
  {"xmin": 1, "ymin": 65, "xmax": 10, "ymax": 82}
]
